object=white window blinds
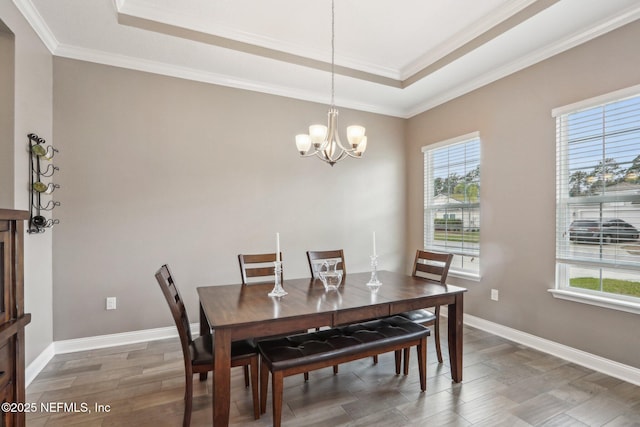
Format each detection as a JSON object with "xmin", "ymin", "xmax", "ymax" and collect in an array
[
  {"xmin": 555, "ymin": 91, "xmax": 640, "ymax": 274},
  {"xmin": 423, "ymin": 133, "xmax": 480, "ymax": 276}
]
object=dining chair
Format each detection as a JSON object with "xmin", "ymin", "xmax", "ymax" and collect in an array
[
  {"xmin": 306, "ymin": 249, "xmax": 383, "ymax": 368},
  {"xmin": 399, "ymin": 250, "xmax": 453, "ymax": 372},
  {"xmin": 155, "ymin": 264, "xmax": 259, "ymax": 426},
  {"xmin": 306, "ymin": 249, "xmax": 346, "ymax": 278},
  {"xmin": 305, "ymin": 249, "xmax": 350, "ymax": 372},
  {"xmin": 238, "ymin": 252, "xmax": 314, "ymax": 380},
  {"xmin": 238, "ymin": 252, "xmax": 283, "ymax": 285}
]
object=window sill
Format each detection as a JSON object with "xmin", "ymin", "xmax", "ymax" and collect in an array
[
  {"xmin": 548, "ymin": 288, "xmax": 640, "ymax": 315},
  {"xmin": 449, "ymin": 270, "xmax": 480, "ymax": 282}
]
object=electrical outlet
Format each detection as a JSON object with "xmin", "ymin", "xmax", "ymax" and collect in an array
[
  {"xmin": 490, "ymin": 289, "xmax": 499, "ymax": 301},
  {"xmin": 106, "ymin": 297, "xmax": 117, "ymax": 310}
]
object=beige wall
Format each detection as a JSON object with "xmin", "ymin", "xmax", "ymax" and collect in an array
[
  {"xmin": 0, "ymin": 22, "xmax": 14, "ymax": 208},
  {"xmin": 0, "ymin": 3, "xmax": 54, "ymax": 366},
  {"xmin": 406, "ymin": 21, "xmax": 640, "ymax": 368},
  {"xmin": 5, "ymin": 1, "xmax": 639, "ymax": 372},
  {"xmin": 52, "ymin": 58, "xmax": 406, "ymax": 340}
]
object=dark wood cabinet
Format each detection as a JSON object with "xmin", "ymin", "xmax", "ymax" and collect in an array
[{"xmin": 0, "ymin": 210, "xmax": 31, "ymax": 427}]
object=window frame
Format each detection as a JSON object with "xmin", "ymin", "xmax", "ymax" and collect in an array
[
  {"xmin": 551, "ymin": 84, "xmax": 640, "ymax": 314},
  {"xmin": 422, "ymin": 132, "xmax": 481, "ymax": 280}
]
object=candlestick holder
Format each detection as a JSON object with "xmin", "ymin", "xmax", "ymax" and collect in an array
[
  {"xmin": 366, "ymin": 254, "xmax": 382, "ymax": 289},
  {"xmin": 268, "ymin": 261, "xmax": 287, "ymax": 297}
]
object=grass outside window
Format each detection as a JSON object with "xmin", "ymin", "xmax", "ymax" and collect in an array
[
  {"xmin": 434, "ymin": 231, "xmax": 479, "ymax": 243},
  {"xmin": 570, "ymin": 277, "xmax": 640, "ymax": 298}
]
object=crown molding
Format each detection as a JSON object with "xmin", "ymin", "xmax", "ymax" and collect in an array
[
  {"xmin": 400, "ymin": 0, "xmax": 537, "ymax": 79},
  {"xmin": 54, "ymin": 43, "xmax": 403, "ymax": 117},
  {"xmin": 12, "ymin": 0, "xmax": 58, "ymax": 53},
  {"xmin": 14, "ymin": 0, "xmax": 640, "ymax": 120},
  {"xmin": 406, "ymin": 4, "xmax": 640, "ymax": 118}
]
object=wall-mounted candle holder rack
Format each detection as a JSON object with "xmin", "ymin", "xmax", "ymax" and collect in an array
[{"xmin": 28, "ymin": 133, "xmax": 60, "ymax": 233}]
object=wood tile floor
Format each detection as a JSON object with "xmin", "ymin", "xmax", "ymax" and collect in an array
[{"xmin": 26, "ymin": 324, "xmax": 640, "ymax": 426}]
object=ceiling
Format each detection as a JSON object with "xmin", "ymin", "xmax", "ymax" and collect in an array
[{"xmin": 14, "ymin": 0, "xmax": 640, "ymax": 118}]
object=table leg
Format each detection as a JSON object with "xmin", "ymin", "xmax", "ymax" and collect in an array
[
  {"xmin": 447, "ymin": 293, "xmax": 464, "ymax": 382},
  {"xmin": 213, "ymin": 328, "xmax": 232, "ymax": 426}
]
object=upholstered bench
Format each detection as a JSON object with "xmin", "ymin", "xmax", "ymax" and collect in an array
[{"xmin": 257, "ymin": 315, "xmax": 430, "ymax": 427}]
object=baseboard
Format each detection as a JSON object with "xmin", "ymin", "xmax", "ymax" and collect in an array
[
  {"xmin": 25, "ymin": 342, "xmax": 55, "ymax": 387},
  {"xmin": 26, "ymin": 318, "xmax": 640, "ymax": 389},
  {"xmin": 26, "ymin": 324, "xmax": 197, "ymax": 386},
  {"xmin": 463, "ymin": 313, "xmax": 640, "ymax": 387},
  {"xmin": 53, "ymin": 324, "xmax": 190, "ymax": 354}
]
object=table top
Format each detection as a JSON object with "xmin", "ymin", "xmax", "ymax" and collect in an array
[{"xmin": 197, "ymin": 270, "xmax": 466, "ymax": 332}]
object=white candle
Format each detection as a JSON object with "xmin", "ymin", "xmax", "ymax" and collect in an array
[
  {"xmin": 373, "ymin": 231, "xmax": 377, "ymax": 256},
  {"xmin": 276, "ymin": 233, "xmax": 280, "ymax": 262}
]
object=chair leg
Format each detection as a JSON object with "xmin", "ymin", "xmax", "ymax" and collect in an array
[
  {"xmin": 403, "ymin": 346, "xmax": 410, "ymax": 375},
  {"xmin": 199, "ymin": 372, "xmax": 208, "ymax": 381},
  {"xmin": 183, "ymin": 372, "xmax": 193, "ymax": 427},
  {"xmin": 260, "ymin": 359, "xmax": 269, "ymax": 415},
  {"xmin": 434, "ymin": 306, "xmax": 443, "ymax": 363},
  {"xmin": 394, "ymin": 350, "xmax": 402, "ymax": 375},
  {"xmin": 372, "ymin": 355, "xmax": 378, "ymax": 364},
  {"xmin": 250, "ymin": 359, "xmax": 259, "ymax": 420},
  {"xmin": 304, "ymin": 372, "xmax": 309, "ymax": 381},
  {"xmin": 244, "ymin": 365, "xmax": 250, "ymax": 387},
  {"xmin": 333, "ymin": 365, "xmax": 339, "ymax": 375},
  {"xmin": 417, "ymin": 337, "xmax": 427, "ymax": 391},
  {"xmin": 272, "ymin": 371, "xmax": 284, "ymax": 427}
]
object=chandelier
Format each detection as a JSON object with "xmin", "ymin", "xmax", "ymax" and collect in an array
[{"xmin": 295, "ymin": 0, "xmax": 368, "ymax": 166}]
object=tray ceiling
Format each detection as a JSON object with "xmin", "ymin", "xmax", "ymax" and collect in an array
[{"xmin": 14, "ymin": 0, "xmax": 640, "ymax": 117}]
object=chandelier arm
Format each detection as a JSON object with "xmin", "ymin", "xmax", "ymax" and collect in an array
[
  {"xmin": 300, "ymin": 149, "xmax": 321, "ymax": 158},
  {"xmin": 315, "ymin": 150, "xmax": 336, "ymax": 165},
  {"xmin": 332, "ymin": 150, "xmax": 348, "ymax": 163}
]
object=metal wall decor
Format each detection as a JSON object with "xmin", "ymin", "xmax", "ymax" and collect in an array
[{"xmin": 28, "ymin": 133, "xmax": 60, "ymax": 233}]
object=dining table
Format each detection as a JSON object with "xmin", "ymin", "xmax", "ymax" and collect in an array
[{"xmin": 197, "ymin": 270, "xmax": 467, "ymax": 427}]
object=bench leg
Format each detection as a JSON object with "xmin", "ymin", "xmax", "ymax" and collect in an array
[
  {"xmin": 272, "ymin": 371, "xmax": 284, "ymax": 427},
  {"xmin": 394, "ymin": 350, "xmax": 402, "ymax": 375},
  {"xmin": 417, "ymin": 337, "xmax": 427, "ymax": 391},
  {"xmin": 260, "ymin": 359, "xmax": 269, "ymax": 414}
]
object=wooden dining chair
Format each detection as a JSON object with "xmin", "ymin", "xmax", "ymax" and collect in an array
[
  {"xmin": 238, "ymin": 252, "xmax": 283, "ymax": 285},
  {"xmin": 155, "ymin": 264, "xmax": 259, "ymax": 426},
  {"xmin": 306, "ymin": 249, "xmax": 346, "ymax": 278},
  {"xmin": 305, "ymin": 249, "xmax": 349, "ymax": 372},
  {"xmin": 306, "ymin": 249, "xmax": 383, "ymax": 369},
  {"xmin": 399, "ymin": 250, "xmax": 453, "ymax": 372}
]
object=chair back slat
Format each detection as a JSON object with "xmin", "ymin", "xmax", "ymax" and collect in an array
[
  {"xmin": 154, "ymin": 264, "xmax": 193, "ymax": 367},
  {"xmin": 306, "ymin": 249, "xmax": 346, "ymax": 278},
  {"xmin": 238, "ymin": 252, "xmax": 283, "ymax": 285},
  {"xmin": 411, "ymin": 250, "xmax": 453, "ymax": 284}
]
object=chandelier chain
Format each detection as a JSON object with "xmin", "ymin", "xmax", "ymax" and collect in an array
[{"xmin": 331, "ymin": 0, "xmax": 335, "ymax": 108}]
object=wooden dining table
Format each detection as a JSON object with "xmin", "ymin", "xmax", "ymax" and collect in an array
[{"xmin": 197, "ymin": 270, "xmax": 467, "ymax": 427}]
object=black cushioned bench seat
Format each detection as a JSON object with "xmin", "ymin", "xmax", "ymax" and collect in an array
[{"xmin": 257, "ymin": 315, "xmax": 430, "ymax": 427}]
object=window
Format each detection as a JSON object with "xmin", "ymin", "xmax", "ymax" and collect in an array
[
  {"xmin": 423, "ymin": 132, "xmax": 480, "ymax": 278},
  {"xmin": 553, "ymin": 86, "xmax": 640, "ymax": 312}
]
